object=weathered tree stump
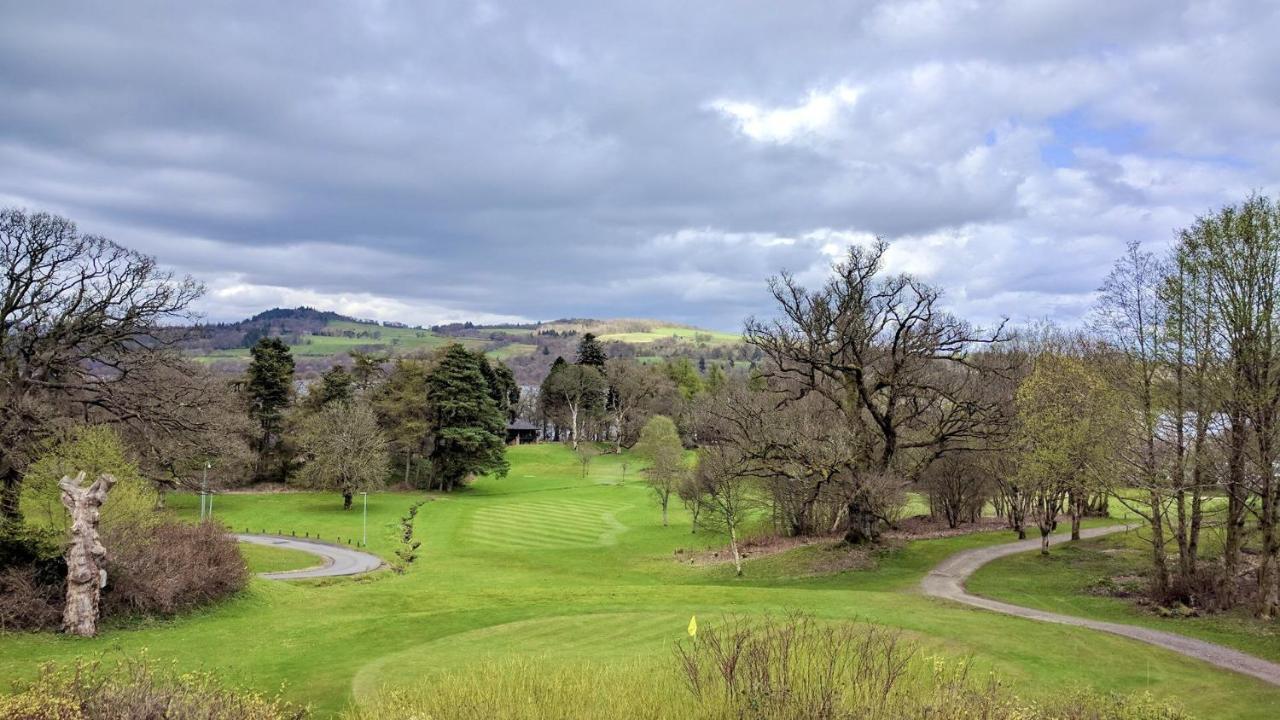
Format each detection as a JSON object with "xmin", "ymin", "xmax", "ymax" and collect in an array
[{"xmin": 59, "ymin": 471, "xmax": 116, "ymax": 637}]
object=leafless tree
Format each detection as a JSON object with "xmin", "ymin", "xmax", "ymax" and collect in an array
[
  {"xmin": 1, "ymin": 208, "xmax": 203, "ymax": 520},
  {"xmin": 745, "ymin": 240, "xmax": 1010, "ymax": 542}
]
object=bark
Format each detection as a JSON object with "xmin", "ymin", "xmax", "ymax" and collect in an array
[
  {"xmin": 729, "ymin": 526, "xmax": 743, "ymax": 576},
  {"xmin": 1, "ymin": 463, "xmax": 21, "ymax": 521},
  {"xmin": 343, "ymin": 490, "xmax": 353, "ymax": 510},
  {"xmin": 59, "ymin": 472, "xmax": 116, "ymax": 637},
  {"xmin": 1040, "ymin": 526, "xmax": 1051, "ymax": 556},
  {"xmin": 660, "ymin": 494, "xmax": 669, "ymax": 527}
]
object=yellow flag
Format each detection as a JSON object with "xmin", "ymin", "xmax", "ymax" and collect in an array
[{"xmin": 687, "ymin": 615, "xmax": 697, "ymax": 638}]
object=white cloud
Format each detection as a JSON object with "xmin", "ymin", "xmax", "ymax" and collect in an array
[{"xmin": 708, "ymin": 84, "xmax": 862, "ymax": 144}]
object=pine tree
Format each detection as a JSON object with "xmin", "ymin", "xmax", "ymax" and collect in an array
[
  {"xmin": 426, "ymin": 344, "xmax": 509, "ymax": 491},
  {"xmin": 576, "ymin": 333, "xmax": 608, "ymax": 368},
  {"xmin": 306, "ymin": 366, "xmax": 354, "ymax": 410},
  {"xmin": 245, "ymin": 337, "xmax": 294, "ymax": 479}
]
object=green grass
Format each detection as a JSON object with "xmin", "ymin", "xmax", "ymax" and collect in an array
[
  {"xmin": 969, "ymin": 528, "xmax": 1280, "ymax": 663},
  {"xmin": 239, "ymin": 542, "xmax": 326, "ymax": 574},
  {"xmin": 1, "ymin": 445, "xmax": 1277, "ymax": 718},
  {"xmin": 189, "ymin": 319, "xmax": 491, "ymax": 363}
]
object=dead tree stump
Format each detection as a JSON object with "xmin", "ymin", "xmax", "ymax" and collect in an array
[{"xmin": 59, "ymin": 471, "xmax": 116, "ymax": 637}]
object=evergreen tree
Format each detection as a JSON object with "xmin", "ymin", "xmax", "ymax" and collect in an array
[
  {"xmin": 245, "ymin": 337, "xmax": 294, "ymax": 479},
  {"xmin": 477, "ymin": 353, "xmax": 521, "ymax": 422},
  {"xmin": 372, "ymin": 359, "xmax": 431, "ymax": 486},
  {"xmin": 576, "ymin": 333, "xmax": 608, "ymax": 368},
  {"xmin": 305, "ymin": 366, "xmax": 354, "ymax": 410},
  {"xmin": 426, "ymin": 344, "xmax": 509, "ymax": 491}
]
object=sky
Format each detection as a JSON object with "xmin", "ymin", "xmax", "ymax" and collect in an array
[{"xmin": 2, "ymin": 1, "xmax": 1277, "ymax": 331}]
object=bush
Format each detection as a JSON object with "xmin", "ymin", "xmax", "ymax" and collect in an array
[
  {"xmin": 0, "ymin": 655, "xmax": 307, "ymax": 720},
  {"xmin": 0, "ymin": 522, "xmax": 65, "ymax": 632},
  {"xmin": 103, "ymin": 520, "xmax": 248, "ymax": 618},
  {"xmin": 0, "ymin": 565, "xmax": 63, "ymax": 631}
]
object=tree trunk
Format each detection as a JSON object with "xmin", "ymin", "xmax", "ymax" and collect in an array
[
  {"xmin": 1223, "ymin": 413, "xmax": 1247, "ymax": 608},
  {"xmin": 1069, "ymin": 492, "xmax": 1083, "ymax": 542},
  {"xmin": 1149, "ymin": 491, "xmax": 1170, "ymax": 600},
  {"xmin": 2, "ymin": 462, "xmax": 24, "ymax": 521},
  {"xmin": 60, "ymin": 472, "xmax": 116, "ymax": 637},
  {"xmin": 729, "ymin": 525, "xmax": 743, "ymax": 576},
  {"xmin": 343, "ymin": 491, "xmax": 353, "ymax": 510},
  {"xmin": 661, "ymin": 494, "xmax": 669, "ymax": 527},
  {"xmin": 1040, "ymin": 526, "xmax": 1051, "ymax": 556}
]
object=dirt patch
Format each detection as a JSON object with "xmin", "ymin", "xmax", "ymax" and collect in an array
[
  {"xmin": 883, "ymin": 515, "xmax": 1007, "ymax": 541},
  {"xmin": 673, "ymin": 533, "xmax": 880, "ymax": 576}
]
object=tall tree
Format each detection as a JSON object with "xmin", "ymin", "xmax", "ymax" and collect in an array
[
  {"xmin": 426, "ymin": 344, "xmax": 509, "ymax": 491},
  {"xmin": 1175, "ymin": 195, "xmax": 1280, "ymax": 616},
  {"xmin": 746, "ymin": 240, "xmax": 1010, "ymax": 542},
  {"xmin": 244, "ymin": 337, "xmax": 294, "ymax": 480},
  {"xmin": 305, "ymin": 366, "xmax": 354, "ymax": 411},
  {"xmin": 372, "ymin": 359, "xmax": 431, "ymax": 486},
  {"xmin": 576, "ymin": 333, "xmax": 608, "ymax": 369},
  {"xmin": 479, "ymin": 355, "xmax": 520, "ymax": 422},
  {"xmin": 541, "ymin": 364, "xmax": 607, "ymax": 450},
  {"xmin": 606, "ymin": 358, "xmax": 680, "ymax": 453},
  {"xmin": 0, "ymin": 208, "xmax": 202, "ymax": 520},
  {"xmin": 295, "ymin": 401, "xmax": 388, "ymax": 509},
  {"xmin": 1016, "ymin": 353, "xmax": 1125, "ymax": 554},
  {"xmin": 634, "ymin": 415, "xmax": 686, "ymax": 526}
]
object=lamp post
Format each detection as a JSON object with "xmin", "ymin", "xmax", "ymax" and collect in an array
[
  {"xmin": 200, "ymin": 462, "xmax": 210, "ymax": 520},
  {"xmin": 361, "ymin": 491, "xmax": 368, "ymax": 547},
  {"xmin": 207, "ymin": 462, "xmax": 214, "ymax": 518}
]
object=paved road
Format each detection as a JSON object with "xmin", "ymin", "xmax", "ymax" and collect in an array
[
  {"xmin": 921, "ymin": 524, "xmax": 1280, "ymax": 687},
  {"xmin": 236, "ymin": 534, "xmax": 384, "ymax": 580}
]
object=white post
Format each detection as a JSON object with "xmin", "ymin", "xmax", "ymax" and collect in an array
[{"xmin": 361, "ymin": 491, "xmax": 368, "ymax": 546}]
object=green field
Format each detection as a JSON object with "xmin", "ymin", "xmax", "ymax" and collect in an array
[
  {"xmin": 239, "ymin": 542, "xmax": 326, "ymax": 574},
  {"xmin": 1, "ymin": 444, "xmax": 1277, "ymax": 718},
  {"xmin": 193, "ymin": 319, "xmax": 495, "ymax": 363}
]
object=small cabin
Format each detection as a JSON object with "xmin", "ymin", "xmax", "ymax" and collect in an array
[{"xmin": 505, "ymin": 420, "xmax": 539, "ymax": 445}]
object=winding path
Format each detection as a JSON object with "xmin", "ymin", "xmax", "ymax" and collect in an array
[
  {"xmin": 921, "ymin": 524, "xmax": 1280, "ymax": 686},
  {"xmin": 236, "ymin": 534, "xmax": 384, "ymax": 580}
]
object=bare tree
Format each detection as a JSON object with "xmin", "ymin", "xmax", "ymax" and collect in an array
[
  {"xmin": 295, "ymin": 401, "xmax": 389, "ymax": 509},
  {"xmin": 745, "ymin": 240, "xmax": 1010, "ymax": 542},
  {"xmin": 541, "ymin": 364, "xmax": 607, "ymax": 450},
  {"xmin": 0, "ymin": 208, "xmax": 202, "ymax": 520},
  {"xmin": 693, "ymin": 444, "xmax": 758, "ymax": 576}
]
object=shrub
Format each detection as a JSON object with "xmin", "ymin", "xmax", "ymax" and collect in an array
[
  {"xmin": 103, "ymin": 520, "xmax": 248, "ymax": 618},
  {"xmin": 0, "ymin": 565, "xmax": 63, "ymax": 631},
  {"xmin": 0, "ymin": 655, "xmax": 307, "ymax": 720},
  {"xmin": 0, "ymin": 522, "xmax": 65, "ymax": 632}
]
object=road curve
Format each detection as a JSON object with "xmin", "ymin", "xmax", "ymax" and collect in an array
[
  {"xmin": 236, "ymin": 534, "xmax": 384, "ymax": 580},
  {"xmin": 921, "ymin": 524, "xmax": 1280, "ymax": 687}
]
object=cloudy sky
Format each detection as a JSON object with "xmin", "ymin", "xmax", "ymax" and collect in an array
[{"xmin": 2, "ymin": 1, "xmax": 1277, "ymax": 330}]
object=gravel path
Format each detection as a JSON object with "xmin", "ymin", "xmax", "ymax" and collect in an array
[
  {"xmin": 921, "ymin": 524, "xmax": 1280, "ymax": 687},
  {"xmin": 236, "ymin": 534, "xmax": 383, "ymax": 580}
]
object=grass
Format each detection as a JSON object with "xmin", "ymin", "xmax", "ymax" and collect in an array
[
  {"xmin": 598, "ymin": 325, "xmax": 742, "ymax": 345},
  {"xmin": 969, "ymin": 528, "xmax": 1280, "ymax": 663},
  {"xmin": 1, "ymin": 444, "xmax": 1278, "ymax": 718},
  {"xmin": 239, "ymin": 542, "xmax": 325, "ymax": 574},
  {"xmin": 189, "ymin": 319, "xmax": 490, "ymax": 363}
]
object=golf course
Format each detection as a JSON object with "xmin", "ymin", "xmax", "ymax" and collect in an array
[{"xmin": 2, "ymin": 444, "xmax": 1277, "ymax": 718}]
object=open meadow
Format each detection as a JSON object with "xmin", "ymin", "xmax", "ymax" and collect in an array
[{"xmin": 2, "ymin": 444, "xmax": 1278, "ymax": 718}]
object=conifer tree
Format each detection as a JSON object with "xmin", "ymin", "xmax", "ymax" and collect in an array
[
  {"xmin": 245, "ymin": 337, "xmax": 295, "ymax": 479},
  {"xmin": 576, "ymin": 332, "xmax": 608, "ymax": 368},
  {"xmin": 426, "ymin": 344, "xmax": 509, "ymax": 490}
]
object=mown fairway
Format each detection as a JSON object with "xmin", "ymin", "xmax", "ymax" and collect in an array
[{"xmin": 1, "ymin": 444, "xmax": 1278, "ymax": 718}]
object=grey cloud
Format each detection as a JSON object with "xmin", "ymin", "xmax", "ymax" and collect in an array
[{"xmin": 1, "ymin": 1, "xmax": 1277, "ymax": 331}]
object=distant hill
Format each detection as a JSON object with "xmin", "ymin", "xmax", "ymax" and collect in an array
[{"xmin": 180, "ymin": 307, "xmax": 755, "ymax": 384}]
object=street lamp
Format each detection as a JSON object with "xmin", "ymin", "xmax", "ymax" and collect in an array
[{"xmin": 361, "ymin": 491, "xmax": 368, "ymax": 547}]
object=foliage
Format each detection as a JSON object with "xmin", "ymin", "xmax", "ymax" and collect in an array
[
  {"xmin": 1016, "ymin": 353, "xmax": 1126, "ymax": 552},
  {"xmin": 371, "ymin": 359, "xmax": 431, "ymax": 486},
  {"xmin": 0, "ymin": 655, "xmax": 307, "ymax": 719},
  {"xmin": 575, "ymin": 332, "xmax": 608, "ymax": 369},
  {"xmin": 22, "ymin": 425, "xmax": 154, "ymax": 534},
  {"xmin": 540, "ymin": 363, "xmax": 607, "ymax": 449},
  {"xmin": 245, "ymin": 337, "xmax": 295, "ymax": 480},
  {"xmin": 426, "ymin": 344, "xmax": 510, "ymax": 490},
  {"xmin": 634, "ymin": 415, "xmax": 686, "ymax": 526},
  {"xmin": 294, "ymin": 402, "xmax": 389, "ymax": 508},
  {"xmin": 304, "ymin": 366, "xmax": 354, "ymax": 410}
]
